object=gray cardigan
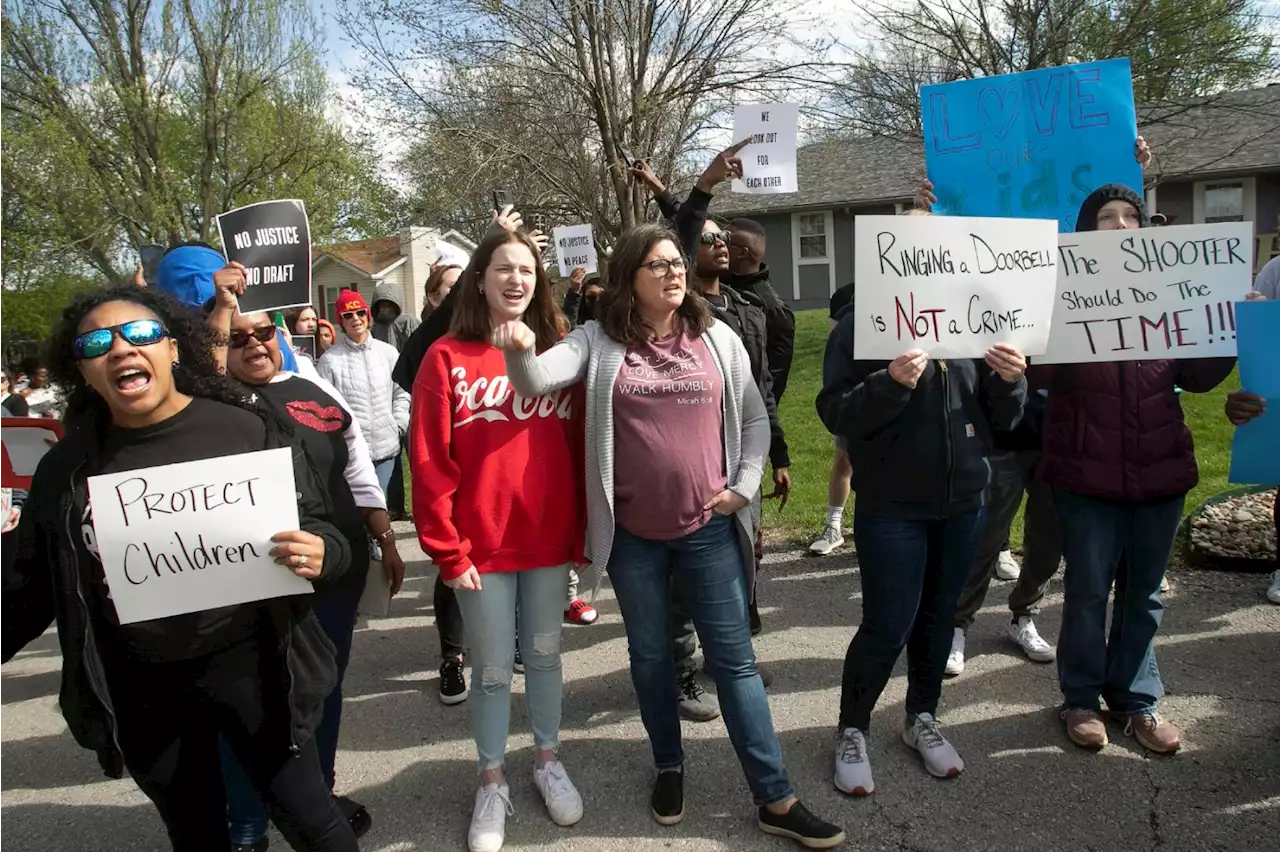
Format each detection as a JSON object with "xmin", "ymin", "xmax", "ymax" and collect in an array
[{"xmin": 505, "ymin": 319, "xmax": 770, "ymax": 592}]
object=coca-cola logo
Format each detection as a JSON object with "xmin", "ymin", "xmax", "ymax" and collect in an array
[{"xmin": 451, "ymin": 367, "xmax": 573, "ymax": 427}]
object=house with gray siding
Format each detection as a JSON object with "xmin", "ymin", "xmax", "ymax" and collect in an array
[{"xmin": 712, "ymin": 86, "xmax": 1280, "ymax": 311}]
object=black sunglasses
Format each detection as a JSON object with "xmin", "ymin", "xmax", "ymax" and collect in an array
[
  {"xmin": 699, "ymin": 230, "xmax": 732, "ymax": 247},
  {"xmin": 229, "ymin": 326, "xmax": 277, "ymax": 349},
  {"xmin": 341, "ymin": 309, "xmax": 368, "ymax": 321},
  {"xmin": 73, "ymin": 319, "xmax": 169, "ymax": 360}
]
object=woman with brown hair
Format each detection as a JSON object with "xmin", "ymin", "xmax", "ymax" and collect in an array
[
  {"xmin": 410, "ymin": 228, "xmax": 587, "ymax": 852},
  {"xmin": 421, "ymin": 263, "xmax": 463, "ymax": 322},
  {"xmin": 495, "ymin": 223, "xmax": 844, "ymax": 849}
]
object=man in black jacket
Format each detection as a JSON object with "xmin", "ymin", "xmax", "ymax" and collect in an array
[{"xmin": 727, "ymin": 218, "xmax": 796, "ymax": 404}]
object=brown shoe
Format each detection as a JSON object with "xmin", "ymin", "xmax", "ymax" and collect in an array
[
  {"xmin": 1118, "ymin": 711, "xmax": 1181, "ymax": 754},
  {"xmin": 1062, "ymin": 707, "xmax": 1109, "ymax": 750}
]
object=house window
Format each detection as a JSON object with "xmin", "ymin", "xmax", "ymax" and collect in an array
[
  {"xmin": 1203, "ymin": 182, "xmax": 1244, "ymax": 223},
  {"xmin": 797, "ymin": 213, "xmax": 828, "ymax": 259}
]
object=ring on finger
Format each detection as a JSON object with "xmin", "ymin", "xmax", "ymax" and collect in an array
[{"xmin": 297, "ymin": 554, "xmax": 309, "ymax": 568}]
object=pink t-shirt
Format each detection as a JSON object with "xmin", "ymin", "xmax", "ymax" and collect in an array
[{"xmin": 612, "ymin": 329, "xmax": 726, "ymax": 540}]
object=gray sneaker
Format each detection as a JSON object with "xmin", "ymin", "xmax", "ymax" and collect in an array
[
  {"xmin": 833, "ymin": 727, "xmax": 874, "ymax": 796},
  {"xmin": 677, "ymin": 671, "xmax": 720, "ymax": 722},
  {"xmin": 903, "ymin": 713, "xmax": 964, "ymax": 779},
  {"xmin": 808, "ymin": 525, "xmax": 845, "ymax": 556}
]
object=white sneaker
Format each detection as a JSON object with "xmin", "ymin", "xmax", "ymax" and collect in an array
[
  {"xmin": 809, "ymin": 525, "xmax": 845, "ymax": 555},
  {"xmin": 995, "ymin": 549, "xmax": 1021, "ymax": 580},
  {"xmin": 944, "ymin": 627, "xmax": 965, "ymax": 676},
  {"xmin": 1160, "ymin": 575, "xmax": 1170, "ymax": 593},
  {"xmin": 1007, "ymin": 617, "xmax": 1055, "ymax": 662},
  {"xmin": 534, "ymin": 760, "xmax": 584, "ymax": 826},
  {"xmin": 903, "ymin": 713, "xmax": 964, "ymax": 778},
  {"xmin": 833, "ymin": 727, "xmax": 874, "ymax": 796},
  {"xmin": 468, "ymin": 783, "xmax": 513, "ymax": 852},
  {"xmin": 1267, "ymin": 570, "xmax": 1280, "ymax": 605}
]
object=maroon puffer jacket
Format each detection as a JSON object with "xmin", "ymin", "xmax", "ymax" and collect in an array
[{"xmin": 1037, "ymin": 358, "xmax": 1236, "ymax": 502}]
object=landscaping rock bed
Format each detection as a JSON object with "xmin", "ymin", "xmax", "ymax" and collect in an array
[{"xmin": 1187, "ymin": 487, "xmax": 1278, "ymax": 572}]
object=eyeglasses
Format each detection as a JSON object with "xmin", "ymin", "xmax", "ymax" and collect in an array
[
  {"xmin": 699, "ymin": 231, "xmax": 732, "ymax": 247},
  {"xmin": 641, "ymin": 258, "xmax": 687, "ymax": 278},
  {"xmin": 229, "ymin": 326, "xmax": 277, "ymax": 349},
  {"xmin": 73, "ymin": 319, "xmax": 169, "ymax": 360},
  {"xmin": 341, "ymin": 309, "xmax": 368, "ymax": 321}
]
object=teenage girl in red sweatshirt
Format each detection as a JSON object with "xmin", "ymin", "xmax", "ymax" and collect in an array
[{"xmin": 410, "ymin": 229, "xmax": 586, "ymax": 852}]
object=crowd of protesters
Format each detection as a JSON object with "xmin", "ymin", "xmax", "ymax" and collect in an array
[{"xmin": 1, "ymin": 127, "xmax": 1276, "ymax": 852}]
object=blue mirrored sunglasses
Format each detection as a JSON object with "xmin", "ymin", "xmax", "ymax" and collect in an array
[{"xmin": 73, "ymin": 319, "xmax": 169, "ymax": 360}]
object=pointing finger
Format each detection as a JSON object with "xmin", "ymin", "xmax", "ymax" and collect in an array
[{"xmin": 727, "ymin": 136, "xmax": 754, "ymax": 154}]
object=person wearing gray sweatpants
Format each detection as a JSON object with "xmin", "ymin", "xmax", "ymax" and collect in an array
[{"xmin": 947, "ymin": 391, "xmax": 1063, "ymax": 676}]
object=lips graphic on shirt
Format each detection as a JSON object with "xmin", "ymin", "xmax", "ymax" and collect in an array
[{"xmin": 286, "ymin": 399, "xmax": 345, "ymax": 433}]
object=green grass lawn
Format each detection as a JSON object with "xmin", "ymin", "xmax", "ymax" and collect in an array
[
  {"xmin": 402, "ymin": 308, "xmax": 1241, "ymax": 549},
  {"xmin": 763, "ymin": 310, "xmax": 1242, "ymax": 547}
]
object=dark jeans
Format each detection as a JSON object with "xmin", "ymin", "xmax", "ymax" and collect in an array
[
  {"xmin": 955, "ymin": 450, "xmax": 1063, "ymax": 629},
  {"xmin": 608, "ymin": 514, "xmax": 793, "ymax": 806},
  {"xmin": 839, "ymin": 506, "xmax": 986, "ymax": 731},
  {"xmin": 435, "ymin": 574, "xmax": 466, "ymax": 660},
  {"xmin": 223, "ymin": 585, "xmax": 362, "ymax": 844},
  {"xmin": 1055, "ymin": 489, "xmax": 1183, "ymax": 714},
  {"xmin": 386, "ymin": 445, "xmax": 406, "ymax": 516},
  {"xmin": 105, "ymin": 630, "xmax": 357, "ymax": 852}
]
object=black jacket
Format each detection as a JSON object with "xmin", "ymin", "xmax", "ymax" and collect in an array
[
  {"xmin": 394, "ymin": 288, "xmax": 458, "ymax": 392},
  {"xmin": 709, "ymin": 287, "xmax": 790, "ymax": 470},
  {"xmin": 1, "ymin": 405, "xmax": 350, "ymax": 778},
  {"xmin": 816, "ymin": 313, "xmax": 1027, "ymax": 518},
  {"xmin": 725, "ymin": 266, "xmax": 795, "ymax": 403}
]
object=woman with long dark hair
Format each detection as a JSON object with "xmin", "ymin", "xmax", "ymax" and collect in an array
[
  {"xmin": 497, "ymin": 224, "xmax": 844, "ymax": 849},
  {"xmin": 1, "ymin": 286, "xmax": 358, "ymax": 851},
  {"xmin": 411, "ymin": 229, "xmax": 587, "ymax": 852}
]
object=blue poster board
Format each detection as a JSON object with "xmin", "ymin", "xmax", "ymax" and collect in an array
[
  {"xmin": 920, "ymin": 58, "xmax": 1142, "ymax": 232},
  {"xmin": 1228, "ymin": 300, "xmax": 1280, "ymax": 485}
]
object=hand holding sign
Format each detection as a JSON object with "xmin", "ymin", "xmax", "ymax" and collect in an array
[
  {"xmin": 553, "ymin": 225, "xmax": 597, "ymax": 276},
  {"xmin": 889, "ymin": 349, "xmax": 929, "ymax": 388},
  {"xmin": 270, "ymin": 530, "xmax": 326, "ymax": 580},
  {"xmin": 213, "ymin": 262, "xmax": 248, "ymax": 309},
  {"xmin": 985, "ymin": 343, "xmax": 1027, "ymax": 381}
]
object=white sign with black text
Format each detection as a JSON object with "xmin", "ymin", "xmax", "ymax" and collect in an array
[
  {"xmin": 731, "ymin": 104, "xmax": 799, "ymax": 195},
  {"xmin": 86, "ymin": 448, "xmax": 312, "ymax": 625},
  {"xmin": 853, "ymin": 215, "xmax": 1060, "ymax": 360},
  {"xmin": 1039, "ymin": 221, "xmax": 1254, "ymax": 363},
  {"xmin": 553, "ymin": 224, "xmax": 598, "ymax": 277}
]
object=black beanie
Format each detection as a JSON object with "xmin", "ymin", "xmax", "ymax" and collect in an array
[{"xmin": 1074, "ymin": 183, "xmax": 1150, "ymax": 232}]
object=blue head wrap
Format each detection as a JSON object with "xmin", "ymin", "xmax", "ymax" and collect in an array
[{"xmin": 154, "ymin": 245, "xmax": 226, "ymax": 307}]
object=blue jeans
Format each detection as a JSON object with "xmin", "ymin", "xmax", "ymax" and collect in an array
[
  {"xmin": 223, "ymin": 584, "xmax": 362, "ymax": 844},
  {"xmin": 372, "ymin": 455, "xmax": 397, "ymax": 495},
  {"xmin": 839, "ymin": 506, "xmax": 986, "ymax": 731},
  {"xmin": 1055, "ymin": 489, "xmax": 1183, "ymax": 715},
  {"xmin": 453, "ymin": 565, "xmax": 570, "ymax": 769},
  {"xmin": 607, "ymin": 514, "xmax": 793, "ymax": 807}
]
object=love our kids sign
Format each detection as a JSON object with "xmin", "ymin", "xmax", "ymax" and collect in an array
[{"xmin": 920, "ymin": 58, "xmax": 1142, "ymax": 232}]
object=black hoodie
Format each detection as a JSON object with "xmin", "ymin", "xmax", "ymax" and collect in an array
[{"xmin": 816, "ymin": 315, "xmax": 1027, "ymax": 518}]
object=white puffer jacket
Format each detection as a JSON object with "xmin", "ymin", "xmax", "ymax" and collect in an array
[{"xmin": 317, "ymin": 335, "xmax": 410, "ymax": 461}]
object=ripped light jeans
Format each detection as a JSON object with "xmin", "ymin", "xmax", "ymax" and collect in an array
[{"xmin": 453, "ymin": 564, "xmax": 570, "ymax": 769}]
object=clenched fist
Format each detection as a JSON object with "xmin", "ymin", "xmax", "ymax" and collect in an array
[{"xmin": 492, "ymin": 320, "xmax": 536, "ymax": 351}]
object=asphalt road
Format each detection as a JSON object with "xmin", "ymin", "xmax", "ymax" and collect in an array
[{"xmin": 4, "ymin": 523, "xmax": 1279, "ymax": 852}]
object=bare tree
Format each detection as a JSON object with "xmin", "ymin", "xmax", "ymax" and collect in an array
[
  {"xmin": 821, "ymin": 0, "xmax": 1277, "ymax": 139},
  {"xmin": 338, "ymin": 0, "xmax": 832, "ymax": 240}
]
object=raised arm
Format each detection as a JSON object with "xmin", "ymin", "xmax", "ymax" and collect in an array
[{"xmin": 498, "ymin": 322, "xmax": 592, "ymax": 396}]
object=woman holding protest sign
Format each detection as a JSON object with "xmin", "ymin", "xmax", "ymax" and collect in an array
[
  {"xmin": 1039, "ymin": 185, "xmax": 1235, "ymax": 754},
  {"xmin": 497, "ymin": 224, "xmax": 846, "ymax": 850},
  {"xmin": 410, "ymin": 228, "xmax": 588, "ymax": 852},
  {"xmin": 1, "ymin": 286, "xmax": 359, "ymax": 852},
  {"xmin": 816, "ymin": 212, "xmax": 1029, "ymax": 792},
  {"xmin": 215, "ymin": 304, "xmax": 408, "ymax": 848}
]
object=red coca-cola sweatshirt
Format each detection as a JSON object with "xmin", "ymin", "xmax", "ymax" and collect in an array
[{"xmin": 410, "ymin": 335, "xmax": 586, "ymax": 581}]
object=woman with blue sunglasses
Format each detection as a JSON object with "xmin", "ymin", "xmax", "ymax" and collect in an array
[{"xmin": 1, "ymin": 286, "xmax": 360, "ymax": 852}]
